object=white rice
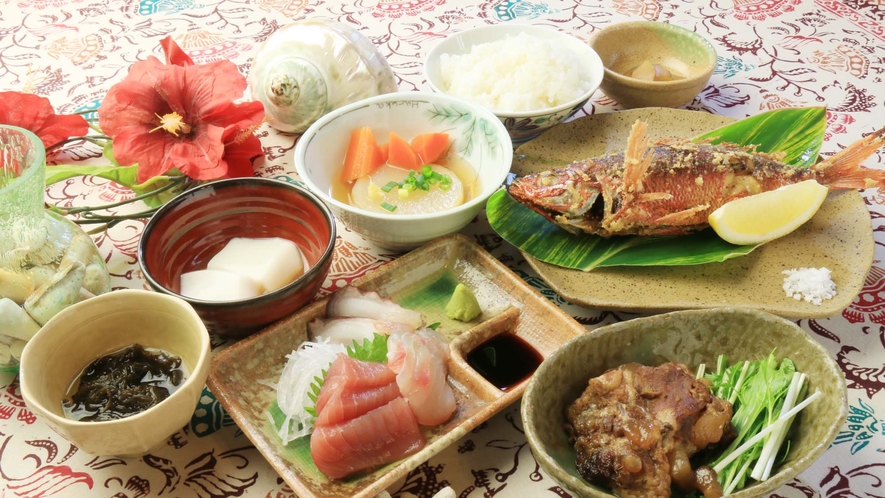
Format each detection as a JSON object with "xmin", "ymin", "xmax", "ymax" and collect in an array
[
  {"xmin": 439, "ymin": 32, "xmax": 593, "ymax": 112},
  {"xmin": 782, "ymin": 267, "xmax": 837, "ymax": 305}
]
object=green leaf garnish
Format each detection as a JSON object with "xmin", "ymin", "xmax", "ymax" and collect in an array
[
  {"xmin": 304, "ymin": 371, "xmax": 326, "ymax": 419},
  {"xmin": 381, "ymin": 202, "xmax": 397, "ymax": 212},
  {"xmin": 705, "ymin": 351, "xmax": 806, "ymax": 492},
  {"xmin": 487, "ymin": 189, "xmax": 756, "ymax": 270},
  {"xmin": 427, "ymin": 322, "xmax": 441, "ymax": 330},
  {"xmin": 346, "ymin": 333, "xmax": 389, "ymax": 363}
]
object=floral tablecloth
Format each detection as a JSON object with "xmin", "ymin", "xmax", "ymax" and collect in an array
[{"xmin": 2, "ymin": 0, "xmax": 884, "ymax": 496}]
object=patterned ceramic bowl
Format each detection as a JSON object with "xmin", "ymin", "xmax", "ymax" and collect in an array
[
  {"xmin": 294, "ymin": 91, "xmax": 512, "ymax": 252},
  {"xmin": 522, "ymin": 307, "xmax": 847, "ymax": 498},
  {"xmin": 588, "ymin": 21, "xmax": 717, "ymax": 109},
  {"xmin": 20, "ymin": 290, "xmax": 211, "ymax": 458},
  {"xmin": 138, "ymin": 178, "xmax": 336, "ymax": 337},
  {"xmin": 424, "ymin": 24, "xmax": 604, "ymax": 145}
]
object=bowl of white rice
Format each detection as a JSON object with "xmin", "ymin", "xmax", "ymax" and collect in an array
[{"xmin": 424, "ymin": 24, "xmax": 604, "ymax": 144}]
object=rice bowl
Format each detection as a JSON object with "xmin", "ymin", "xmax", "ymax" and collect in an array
[
  {"xmin": 438, "ymin": 32, "xmax": 595, "ymax": 113},
  {"xmin": 425, "ymin": 24, "xmax": 604, "ymax": 144}
]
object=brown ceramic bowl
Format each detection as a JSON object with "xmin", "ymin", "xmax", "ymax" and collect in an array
[
  {"xmin": 138, "ymin": 178, "xmax": 336, "ymax": 337},
  {"xmin": 589, "ymin": 21, "xmax": 717, "ymax": 109},
  {"xmin": 522, "ymin": 307, "xmax": 847, "ymax": 498}
]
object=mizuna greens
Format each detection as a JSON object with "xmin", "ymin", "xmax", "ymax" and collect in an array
[{"xmin": 701, "ymin": 352, "xmax": 819, "ymax": 494}]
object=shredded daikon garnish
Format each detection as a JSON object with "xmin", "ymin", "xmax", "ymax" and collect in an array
[{"xmin": 272, "ymin": 338, "xmax": 345, "ymax": 444}]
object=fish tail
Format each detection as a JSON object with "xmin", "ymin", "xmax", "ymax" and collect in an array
[{"xmin": 814, "ymin": 126, "xmax": 885, "ymax": 192}]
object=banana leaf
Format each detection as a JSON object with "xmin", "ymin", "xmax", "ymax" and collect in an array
[
  {"xmin": 487, "ymin": 107, "xmax": 827, "ymax": 271},
  {"xmin": 694, "ymin": 106, "xmax": 826, "ymax": 167}
]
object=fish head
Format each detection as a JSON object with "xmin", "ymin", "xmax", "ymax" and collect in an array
[{"xmin": 508, "ymin": 165, "xmax": 602, "ymax": 234}]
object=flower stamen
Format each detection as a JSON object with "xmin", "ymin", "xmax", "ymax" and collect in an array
[{"xmin": 150, "ymin": 112, "xmax": 192, "ymax": 136}]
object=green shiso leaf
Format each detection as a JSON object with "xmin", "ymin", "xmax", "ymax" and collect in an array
[
  {"xmin": 488, "ymin": 107, "xmax": 827, "ymax": 270},
  {"xmin": 346, "ymin": 333, "xmax": 389, "ymax": 363}
]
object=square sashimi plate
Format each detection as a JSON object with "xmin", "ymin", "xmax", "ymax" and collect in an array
[
  {"xmin": 206, "ymin": 234, "xmax": 587, "ymax": 498},
  {"xmin": 511, "ymin": 108, "xmax": 874, "ymax": 319}
]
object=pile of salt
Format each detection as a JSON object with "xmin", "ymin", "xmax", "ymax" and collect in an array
[{"xmin": 782, "ymin": 267, "xmax": 837, "ymax": 305}]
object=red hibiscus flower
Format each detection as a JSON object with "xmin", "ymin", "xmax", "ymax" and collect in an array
[
  {"xmin": 0, "ymin": 92, "xmax": 89, "ymax": 150},
  {"xmin": 98, "ymin": 36, "xmax": 264, "ymax": 183}
]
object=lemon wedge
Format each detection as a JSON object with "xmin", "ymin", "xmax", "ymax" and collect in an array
[{"xmin": 708, "ymin": 180, "xmax": 829, "ymax": 245}]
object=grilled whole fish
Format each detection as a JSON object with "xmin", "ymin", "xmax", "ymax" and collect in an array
[{"xmin": 508, "ymin": 120, "xmax": 885, "ymax": 237}]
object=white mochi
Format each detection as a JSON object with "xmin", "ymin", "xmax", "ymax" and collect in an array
[
  {"xmin": 180, "ymin": 269, "xmax": 263, "ymax": 301},
  {"xmin": 207, "ymin": 237, "xmax": 304, "ymax": 293}
]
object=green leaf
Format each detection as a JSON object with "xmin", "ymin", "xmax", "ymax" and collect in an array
[
  {"xmin": 694, "ymin": 106, "xmax": 826, "ymax": 168},
  {"xmin": 489, "ymin": 107, "xmax": 827, "ymax": 270},
  {"xmin": 486, "ymin": 189, "xmax": 757, "ymax": 270},
  {"xmin": 102, "ymin": 140, "xmax": 121, "ymax": 167},
  {"xmin": 45, "ymin": 164, "xmax": 140, "ymax": 188},
  {"xmin": 346, "ymin": 333, "xmax": 389, "ymax": 363}
]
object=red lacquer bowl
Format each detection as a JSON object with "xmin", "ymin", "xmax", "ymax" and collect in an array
[{"xmin": 138, "ymin": 178, "xmax": 336, "ymax": 337}]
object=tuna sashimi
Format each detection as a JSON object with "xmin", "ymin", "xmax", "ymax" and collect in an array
[
  {"xmin": 310, "ymin": 397, "xmax": 426, "ymax": 480},
  {"xmin": 315, "ymin": 382, "xmax": 402, "ymax": 427},
  {"xmin": 387, "ymin": 329, "xmax": 456, "ymax": 426},
  {"xmin": 315, "ymin": 354, "xmax": 397, "ymax": 415}
]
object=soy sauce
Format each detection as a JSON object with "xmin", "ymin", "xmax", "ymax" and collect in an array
[
  {"xmin": 62, "ymin": 344, "xmax": 188, "ymax": 422},
  {"xmin": 466, "ymin": 334, "xmax": 543, "ymax": 391}
]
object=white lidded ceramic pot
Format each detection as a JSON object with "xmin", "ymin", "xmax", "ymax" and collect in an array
[{"xmin": 249, "ymin": 20, "xmax": 398, "ymax": 133}]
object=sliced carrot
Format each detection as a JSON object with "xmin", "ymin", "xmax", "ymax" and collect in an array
[
  {"xmin": 410, "ymin": 133, "xmax": 450, "ymax": 165},
  {"xmin": 387, "ymin": 132, "xmax": 421, "ymax": 171},
  {"xmin": 341, "ymin": 127, "xmax": 383, "ymax": 182},
  {"xmin": 378, "ymin": 142, "xmax": 390, "ymax": 164}
]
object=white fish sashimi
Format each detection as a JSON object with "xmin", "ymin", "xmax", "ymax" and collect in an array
[
  {"xmin": 387, "ymin": 329, "xmax": 455, "ymax": 426},
  {"xmin": 273, "ymin": 339, "xmax": 346, "ymax": 444},
  {"xmin": 308, "ymin": 317, "xmax": 416, "ymax": 346},
  {"xmin": 327, "ymin": 286, "xmax": 423, "ymax": 328}
]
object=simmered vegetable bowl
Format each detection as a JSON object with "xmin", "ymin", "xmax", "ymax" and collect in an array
[{"xmin": 332, "ymin": 127, "xmax": 480, "ymax": 215}]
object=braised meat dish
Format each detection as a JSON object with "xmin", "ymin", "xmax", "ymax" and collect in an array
[{"xmin": 566, "ymin": 363, "xmax": 734, "ymax": 498}]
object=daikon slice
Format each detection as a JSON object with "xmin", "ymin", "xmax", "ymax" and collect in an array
[
  {"xmin": 351, "ymin": 164, "xmax": 464, "ymax": 215},
  {"xmin": 179, "ymin": 269, "xmax": 263, "ymax": 301},
  {"xmin": 208, "ymin": 237, "xmax": 303, "ymax": 293}
]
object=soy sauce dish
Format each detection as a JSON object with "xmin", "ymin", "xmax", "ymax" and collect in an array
[{"xmin": 19, "ymin": 290, "xmax": 211, "ymax": 457}]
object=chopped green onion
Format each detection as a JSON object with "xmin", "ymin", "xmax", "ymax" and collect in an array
[
  {"xmin": 439, "ymin": 175, "xmax": 453, "ymax": 191},
  {"xmin": 380, "ymin": 181, "xmax": 398, "ymax": 193},
  {"xmin": 427, "ymin": 322, "xmax": 441, "ymax": 330},
  {"xmin": 395, "ymin": 166, "xmax": 453, "ymax": 193},
  {"xmin": 380, "ymin": 202, "xmax": 397, "ymax": 212}
]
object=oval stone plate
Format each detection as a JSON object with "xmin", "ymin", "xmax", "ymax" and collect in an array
[{"xmin": 512, "ymin": 108, "xmax": 874, "ymax": 319}]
